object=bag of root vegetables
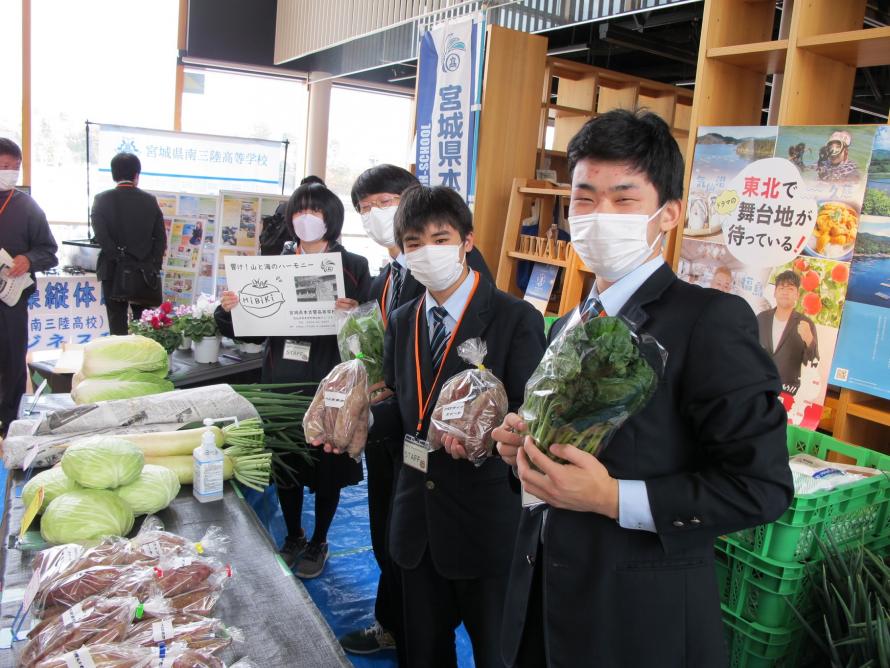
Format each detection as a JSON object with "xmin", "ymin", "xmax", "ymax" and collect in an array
[
  {"xmin": 427, "ymin": 339, "xmax": 508, "ymax": 467},
  {"xmin": 302, "ymin": 350, "xmax": 370, "ymax": 461}
]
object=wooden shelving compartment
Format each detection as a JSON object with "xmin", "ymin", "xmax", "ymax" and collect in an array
[
  {"xmin": 797, "ymin": 26, "xmax": 890, "ymax": 68},
  {"xmin": 706, "ymin": 39, "xmax": 789, "ymax": 74}
]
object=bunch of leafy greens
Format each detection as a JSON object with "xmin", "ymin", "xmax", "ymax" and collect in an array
[
  {"xmin": 337, "ymin": 303, "xmax": 385, "ymax": 385},
  {"xmin": 520, "ymin": 316, "xmax": 659, "ymax": 460}
]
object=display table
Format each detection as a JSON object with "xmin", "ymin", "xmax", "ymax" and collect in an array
[
  {"xmin": 28, "ymin": 343, "xmax": 263, "ymax": 394},
  {"xmin": 0, "ymin": 477, "xmax": 350, "ymax": 667}
]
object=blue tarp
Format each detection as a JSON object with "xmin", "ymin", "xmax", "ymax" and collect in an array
[{"xmin": 242, "ymin": 467, "xmax": 476, "ymax": 667}]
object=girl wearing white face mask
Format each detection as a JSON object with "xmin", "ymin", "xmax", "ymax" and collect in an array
[{"xmin": 215, "ymin": 182, "xmax": 372, "ymax": 579}]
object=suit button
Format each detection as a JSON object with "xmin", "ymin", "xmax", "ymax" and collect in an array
[
  {"xmin": 425, "ymin": 480, "xmax": 435, "ymax": 490},
  {"xmin": 526, "ymin": 554, "xmax": 535, "ymax": 566},
  {"xmin": 690, "ymin": 517, "xmax": 701, "ymax": 525},
  {"xmin": 672, "ymin": 520, "xmax": 685, "ymax": 528}
]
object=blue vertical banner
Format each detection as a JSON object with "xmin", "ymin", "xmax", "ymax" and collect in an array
[{"xmin": 415, "ymin": 17, "xmax": 480, "ymax": 204}]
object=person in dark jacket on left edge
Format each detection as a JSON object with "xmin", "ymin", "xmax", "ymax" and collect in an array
[{"xmin": 215, "ymin": 182, "xmax": 371, "ymax": 578}]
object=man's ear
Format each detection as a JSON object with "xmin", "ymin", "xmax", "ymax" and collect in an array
[
  {"xmin": 463, "ymin": 231, "xmax": 475, "ymax": 252},
  {"xmin": 658, "ymin": 200, "xmax": 682, "ymax": 232}
]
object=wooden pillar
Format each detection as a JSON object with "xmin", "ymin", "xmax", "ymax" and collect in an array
[
  {"xmin": 173, "ymin": 0, "xmax": 188, "ymax": 131},
  {"xmin": 21, "ymin": 0, "xmax": 31, "ymax": 184}
]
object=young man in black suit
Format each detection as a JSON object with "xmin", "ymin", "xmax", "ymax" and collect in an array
[
  {"xmin": 369, "ymin": 184, "xmax": 546, "ymax": 667},
  {"xmin": 91, "ymin": 152, "xmax": 166, "ymax": 334},
  {"xmin": 756, "ymin": 270, "xmax": 819, "ymax": 395},
  {"xmin": 339, "ymin": 164, "xmax": 494, "ymax": 658},
  {"xmin": 490, "ymin": 111, "xmax": 794, "ymax": 667}
]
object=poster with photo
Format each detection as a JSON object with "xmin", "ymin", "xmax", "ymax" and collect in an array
[
  {"xmin": 225, "ymin": 253, "xmax": 345, "ymax": 337},
  {"xmin": 830, "ymin": 126, "xmax": 890, "ymax": 400},
  {"xmin": 213, "ymin": 191, "xmax": 288, "ymax": 298},
  {"xmin": 149, "ymin": 191, "xmax": 218, "ymax": 306},
  {"xmin": 681, "ymin": 125, "xmax": 878, "ymax": 427}
]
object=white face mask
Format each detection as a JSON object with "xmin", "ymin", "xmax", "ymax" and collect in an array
[
  {"xmin": 568, "ymin": 205, "xmax": 666, "ymax": 282},
  {"xmin": 292, "ymin": 213, "xmax": 327, "ymax": 242},
  {"xmin": 0, "ymin": 170, "xmax": 20, "ymax": 191},
  {"xmin": 361, "ymin": 207, "xmax": 397, "ymax": 248},
  {"xmin": 406, "ymin": 243, "xmax": 466, "ymax": 292}
]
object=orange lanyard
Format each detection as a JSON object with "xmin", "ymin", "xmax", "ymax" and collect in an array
[
  {"xmin": 0, "ymin": 189, "xmax": 14, "ymax": 218},
  {"xmin": 380, "ymin": 266, "xmax": 391, "ymax": 327},
  {"xmin": 413, "ymin": 271, "xmax": 480, "ymax": 434}
]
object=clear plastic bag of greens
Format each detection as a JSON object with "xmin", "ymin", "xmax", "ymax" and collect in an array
[
  {"xmin": 336, "ymin": 301, "xmax": 385, "ymax": 386},
  {"xmin": 302, "ymin": 355, "xmax": 370, "ymax": 461},
  {"xmin": 520, "ymin": 313, "xmax": 667, "ymax": 462},
  {"xmin": 428, "ymin": 339, "xmax": 508, "ymax": 467}
]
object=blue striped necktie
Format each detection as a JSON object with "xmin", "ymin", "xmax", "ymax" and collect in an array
[
  {"xmin": 388, "ymin": 263, "xmax": 403, "ymax": 315},
  {"xmin": 429, "ymin": 306, "xmax": 449, "ymax": 370}
]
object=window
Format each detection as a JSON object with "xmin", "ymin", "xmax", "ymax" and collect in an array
[
  {"xmin": 0, "ymin": 0, "xmax": 22, "ymax": 147},
  {"xmin": 31, "ymin": 0, "xmax": 178, "ymax": 223},
  {"xmin": 180, "ymin": 68, "xmax": 308, "ymax": 195},
  {"xmin": 326, "ymin": 85, "xmax": 414, "ymax": 271}
]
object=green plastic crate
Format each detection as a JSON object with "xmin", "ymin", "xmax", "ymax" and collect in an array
[
  {"xmin": 716, "ymin": 539, "xmax": 812, "ymax": 629},
  {"xmin": 728, "ymin": 426, "xmax": 890, "ymax": 563},
  {"xmin": 722, "ymin": 608, "xmax": 809, "ymax": 668}
]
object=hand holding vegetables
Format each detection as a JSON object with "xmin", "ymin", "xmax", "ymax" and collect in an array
[
  {"xmin": 303, "ymin": 358, "xmax": 370, "ymax": 460},
  {"xmin": 427, "ymin": 339, "xmax": 508, "ymax": 466}
]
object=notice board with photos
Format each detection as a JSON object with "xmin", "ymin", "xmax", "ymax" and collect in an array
[
  {"xmin": 212, "ymin": 191, "xmax": 289, "ymax": 298},
  {"xmin": 149, "ymin": 191, "xmax": 219, "ymax": 306},
  {"xmin": 679, "ymin": 124, "xmax": 890, "ymax": 428}
]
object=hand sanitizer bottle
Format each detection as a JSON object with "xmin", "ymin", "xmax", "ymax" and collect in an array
[{"xmin": 193, "ymin": 418, "xmax": 224, "ymax": 503}]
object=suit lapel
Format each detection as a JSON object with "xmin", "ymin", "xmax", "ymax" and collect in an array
[
  {"xmin": 400, "ymin": 271, "xmax": 425, "ymax": 308},
  {"xmin": 616, "ymin": 263, "xmax": 677, "ymax": 331},
  {"xmin": 440, "ymin": 277, "xmax": 493, "ymax": 381}
]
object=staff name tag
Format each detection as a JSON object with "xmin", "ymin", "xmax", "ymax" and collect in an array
[
  {"xmin": 283, "ymin": 340, "xmax": 311, "ymax": 362},
  {"xmin": 403, "ymin": 435, "xmax": 430, "ymax": 473}
]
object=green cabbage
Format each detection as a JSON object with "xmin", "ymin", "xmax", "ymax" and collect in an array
[
  {"xmin": 80, "ymin": 335, "xmax": 169, "ymax": 378},
  {"xmin": 114, "ymin": 464, "xmax": 181, "ymax": 515},
  {"xmin": 61, "ymin": 436, "xmax": 145, "ymax": 489},
  {"xmin": 71, "ymin": 370, "xmax": 174, "ymax": 405},
  {"xmin": 22, "ymin": 467, "xmax": 81, "ymax": 513},
  {"xmin": 41, "ymin": 489, "xmax": 135, "ymax": 544}
]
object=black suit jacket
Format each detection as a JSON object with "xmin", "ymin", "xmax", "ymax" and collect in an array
[
  {"xmin": 91, "ymin": 186, "xmax": 166, "ymax": 281},
  {"xmin": 502, "ymin": 264, "xmax": 793, "ymax": 668},
  {"xmin": 756, "ymin": 308, "xmax": 819, "ymax": 395},
  {"xmin": 372, "ymin": 275, "xmax": 546, "ymax": 579}
]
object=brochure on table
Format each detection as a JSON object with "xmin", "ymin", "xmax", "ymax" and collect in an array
[
  {"xmin": 213, "ymin": 191, "xmax": 288, "ymax": 298},
  {"xmin": 680, "ymin": 124, "xmax": 886, "ymax": 426},
  {"xmin": 149, "ymin": 191, "xmax": 219, "ymax": 306}
]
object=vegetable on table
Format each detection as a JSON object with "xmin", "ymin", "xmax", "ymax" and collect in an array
[
  {"xmin": 114, "ymin": 464, "xmax": 181, "ymax": 515},
  {"xmin": 144, "ymin": 454, "xmax": 272, "ymax": 493},
  {"xmin": 61, "ymin": 436, "xmax": 145, "ymax": 489},
  {"xmin": 71, "ymin": 370, "xmax": 174, "ymax": 405},
  {"xmin": 80, "ymin": 335, "xmax": 169, "ymax": 378},
  {"xmin": 520, "ymin": 316, "xmax": 662, "ymax": 461},
  {"xmin": 22, "ymin": 467, "xmax": 80, "ymax": 513},
  {"xmin": 40, "ymin": 489, "xmax": 135, "ymax": 545}
]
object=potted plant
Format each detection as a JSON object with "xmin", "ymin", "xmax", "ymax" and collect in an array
[
  {"xmin": 170, "ymin": 304, "xmax": 194, "ymax": 350},
  {"xmin": 182, "ymin": 294, "xmax": 221, "ymax": 363},
  {"xmin": 128, "ymin": 302, "xmax": 182, "ymax": 354}
]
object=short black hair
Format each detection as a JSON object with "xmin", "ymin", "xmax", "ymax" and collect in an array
[
  {"xmin": 350, "ymin": 164, "xmax": 419, "ymax": 211},
  {"xmin": 111, "ymin": 152, "xmax": 141, "ymax": 182},
  {"xmin": 567, "ymin": 109, "xmax": 684, "ymax": 205},
  {"xmin": 0, "ymin": 138, "xmax": 22, "ymax": 160},
  {"xmin": 284, "ymin": 182, "xmax": 344, "ymax": 242},
  {"xmin": 394, "ymin": 185, "xmax": 472, "ymax": 248},
  {"xmin": 300, "ymin": 175, "xmax": 325, "ymax": 187},
  {"xmin": 775, "ymin": 270, "xmax": 801, "ymax": 289}
]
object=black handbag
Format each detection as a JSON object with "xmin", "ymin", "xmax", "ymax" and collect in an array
[
  {"xmin": 107, "ymin": 189, "xmax": 162, "ymax": 306},
  {"xmin": 111, "ymin": 250, "xmax": 162, "ymax": 306}
]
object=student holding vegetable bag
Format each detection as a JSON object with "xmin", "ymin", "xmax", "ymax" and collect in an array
[
  {"xmin": 356, "ymin": 184, "xmax": 546, "ymax": 668},
  {"xmin": 215, "ymin": 181, "xmax": 371, "ymax": 579},
  {"xmin": 487, "ymin": 110, "xmax": 794, "ymax": 668}
]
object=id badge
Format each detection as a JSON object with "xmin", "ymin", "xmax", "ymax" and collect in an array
[
  {"xmin": 283, "ymin": 340, "xmax": 311, "ymax": 362},
  {"xmin": 403, "ymin": 435, "xmax": 430, "ymax": 473},
  {"xmin": 521, "ymin": 484, "xmax": 545, "ymax": 509}
]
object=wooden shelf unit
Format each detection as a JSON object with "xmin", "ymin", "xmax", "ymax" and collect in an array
[
  {"xmin": 670, "ymin": 0, "xmax": 890, "ymax": 448},
  {"xmin": 536, "ymin": 58, "xmax": 694, "ymax": 181},
  {"xmin": 495, "ymin": 178, "xmax": 589, "ymax": 317}
]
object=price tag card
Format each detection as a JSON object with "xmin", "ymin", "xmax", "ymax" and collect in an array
[
  {"xmin": 403, "ymin": 435, "xmax": 430, "ymax": 473},
  {"xmin": 152, "ymin": 618, "xmax": 175, "ymax": 642},
  {"xmin": 61, "ymin": 602, "xmax": 88, "ymax": 627},
  {"xmin": 441, "ymin": 402, "xmax": 465, "ymax": 420},
  {"xmin": 323, "ymin": 391, "xmax": 348, "ymax": 409}
]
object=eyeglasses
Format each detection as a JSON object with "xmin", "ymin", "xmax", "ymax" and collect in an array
[{"xmin": 358, "ymin": 195, "xmax": 400, "ymax": 215}]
